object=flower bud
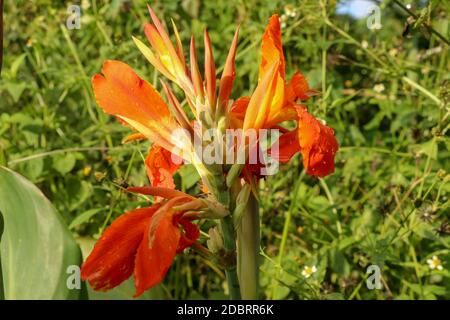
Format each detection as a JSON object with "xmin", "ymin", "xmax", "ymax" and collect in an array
[{"xmin": 206, "ymin": 226, "xmax": 224, "ymax": 254}]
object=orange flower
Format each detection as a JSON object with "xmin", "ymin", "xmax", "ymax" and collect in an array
[
  {"xmin": 81, "ymin": 188, "xmax": 201, "ymax": 297},
  {"xmin": 86, "ymin": 9, "xmax": 339, "ymax": 299},
  {"xmin": 238, "ymin": 14, "xmax": 338, "ymax": 177}
]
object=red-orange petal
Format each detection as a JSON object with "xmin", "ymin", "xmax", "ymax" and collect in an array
[
  {"xmin": 259, "ymin": 14, "xmax": 285, "ymax": 81},
  {"xmin": 218, "ymin": 26, "xmax": 240, "ymax": 110},
  {"xmin": 145, "ymin": 145, "xmax": 182, "ymax": 189},
  {"xmin": 127, "ymin": 186, "xmax": 194, "ymax": 200},
  {"xmin": 133, "ymin": 202, "xmax": 181, "ymax": 297},
  {"xmin": 296, "ymin": 106, "xmax": 339, "ymax": 177},
  {"xmin": 92, "ymin": 60, "xmax": 177, "ymax": 152},
  {"xmin": 272, "ymin": 129, "xmax": 301, "ymax": 163},
  {"xmin": 176, "ymin": 218, "xmax": 200, "ymax": 253},
  {"xmin": 286, "ymin": 71, "xmax": 311, "ymax": 102},
  {"xmin": 80, "ymin": 206, "xmax": 159, "ymax": 292}
]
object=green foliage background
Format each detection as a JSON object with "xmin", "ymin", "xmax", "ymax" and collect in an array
[{"xmin": 0, "ymin": 0, "xmax": 449, "ymax": 299}]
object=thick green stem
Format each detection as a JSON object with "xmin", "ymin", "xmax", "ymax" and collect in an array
[
  {"xmin": 220, "ymin": 216, "xmax": 241, "ymax": 300},
  {"xmin": 237, "ymin": 192, "xmax": 260, "ymax": 299},
  {"xmin": 213, "ymin": 173, "xmax": 241, "ymax": 300}
]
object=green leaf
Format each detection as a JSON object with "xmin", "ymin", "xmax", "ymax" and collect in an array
[
  {"xmin": 0, "ymin": 166, "xmax": 82, "ymax": 299},
  {"xmin": 178, "ymin": 164, "xmax": 200, "ymax": 191},
  {"xmin": 10, "ymin": 53, "xmax": 27, "ymax": 78},
  {"xmin": 69, "ymin": 208, "xmax": 103, "ymax": 230},
  {"xmin": 53, "ymin": 153, "xmax": 77, "ymax": 175},
  {"xmin": 412, "ymin": 139, "xmax": 438, "ymax": 159},
  {"xmin": 4, "ymin": 83, "xmax": 27, "ymax": 103}
]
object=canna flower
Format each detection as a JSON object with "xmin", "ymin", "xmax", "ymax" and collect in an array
[
  {"xmin": 232, "ymin": 15, "xmax": 338, "ymax": 177},
  {"xmin": 84, "ymin": 7, "xmax": 339, "ymax": 298},
  {"xmin": 81, "ymin": 187, "xmax": 218, "ymax": 297}
]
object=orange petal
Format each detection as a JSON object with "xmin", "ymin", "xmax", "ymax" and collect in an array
[
  {"xmin": 127, "ymin": 186, "xmax": 193, "ymax": 200},
  {"xmin": 176, "ymin": 218, "xmax": 200, "ymax": 253},
  {"xmin": 204, "ymin": 30, "xmax": 216, "ymax": 108},
  {"xmin": 133, "ymin": 200, "xmax": 181, "ymax": 297},
  {"xmin": 286, "ymin": 71, "xmax": 312, "ymax": 102},
  {"xmin": 218, "ymin": 26, "xmax": 240, "ymax": 110},
  {"xmin": 145, "ymin": 145, "xmax": 182, "ymax": 189},
  {"xmin": 160, "ymin": 80, "xmax": 193, "ymax": 133},
  {"xmin": 190, "ymin": 36, "xmax": 204, "ymax": 99},
  {"xmin": 122, "ymin": 132, "xmax": 147, "ymax": 144},
  {"xmin": 259, "ymin": 15, "xmax": 285, "ymax": 81},
  {"xmin": 296, "ymin": 106, "xmax": 339, "ymax": 177},
  {"xmin": 271, "ymin": 129, "xmax": 301, "ymax": 163},
  {"xmin": 243, "ymin": 60, "xmax": 284, "ymax": 131},
  {"xmin": 81, "ymin": 206, "xmax": 159, "ymax": 292},
  {"xmin": 92, "ymin": 60, "xmax": 178, "ymax": 152},
  {"xmin": 229, "ymin": 96, "xmax": 250, "ymax": 128}
]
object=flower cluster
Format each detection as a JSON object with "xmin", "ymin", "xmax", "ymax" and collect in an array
[{"xmin": 81, "ymin": 6, "xmax": 338, "ymax": 297}]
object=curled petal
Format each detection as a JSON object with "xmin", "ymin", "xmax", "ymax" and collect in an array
[
  {"xmin": 229, "ymin": 96, "xmax": 250, "ymax": 128},
  {"xmin": 176, "ymin": 219, "xmax": 200, "ymax": 253},
  {"xmin": 286, "ymin": 71, "xmax": 318, "ymax": 102},
  {"xmin": 296, "ymin": 106, "xmax": 339, "ymax": 177},
  {"xmin": 145, "ymin": 145, "xmax": 182, "ymax": 189},
  {"xmin": 259, "ymin": 14, "xmax": 285, "ymax": 81},
  {"xmin": 81, "ymin": 206, "xmax": 159, "ymax": 292}
]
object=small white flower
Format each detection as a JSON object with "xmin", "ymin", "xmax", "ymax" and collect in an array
[
  {"xmin": 284, "ymin": 5, "xmax": 297, "ymax": 18},
  {"xmin": 427, "ymin": 255, "xmax": 444, "ymax": 271},
  {"xmin": 373, "ymin": 83, "xmax": 385, "ymax": 93},
  {"xmin": 361, "ymin": 40, "xmax": 369, "ymax": 49},
  {"xmin": 302, "ymin": 265, "xmax": 317, "ymax": 278}
]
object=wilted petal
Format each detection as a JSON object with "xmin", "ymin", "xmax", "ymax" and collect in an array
[
  {"xmin": 296, "ymin": 106, "xmax": 338, "ymax": 177},
  {"xmin": 176, "ymin": 218, "xmax": 200, "ymax": 253},
  {"xmin": 145, "ymin": 145, "xmax": 182, "ymax": 189},
  {"xmin": 286, "ymin": 71, "xmax": 318, "ymax": 102}
]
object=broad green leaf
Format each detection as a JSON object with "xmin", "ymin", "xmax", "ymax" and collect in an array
[{"xmin": 0, "ymin": 166, "xmax": 82, "ymax": 299}]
